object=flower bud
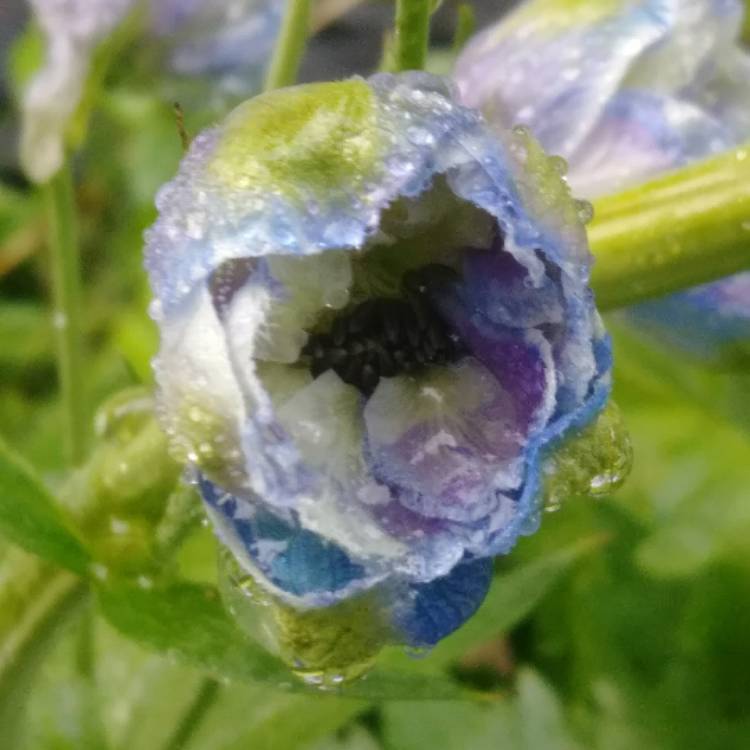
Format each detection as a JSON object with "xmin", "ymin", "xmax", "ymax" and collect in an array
[{"xmin": 146, "ymin": 73, "xmax": 620, "ymax": 676}]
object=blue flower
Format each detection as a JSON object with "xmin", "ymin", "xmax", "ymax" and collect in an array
[
  {"xmin": 454, "ymin": 0, "xmax": 750, "ymax": 364},
  {"xmin": 20, "ymin": 0, "xmax": 284, "ymax": 182},
  {"xmin": 145, "ymin": 73, "xmax": 612, "ymax": 658}
]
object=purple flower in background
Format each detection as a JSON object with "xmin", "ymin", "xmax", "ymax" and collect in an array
[
  {"xmin": 20, "ymin": 0, "xmax": 284, "ymax": 183},
  {"xmin": 454, "ymin": 0, "xmax": 750, "ymax": 364},
  {"xmin": 145, "ymin": 73, "xmax": 612, "ymax": 658}
]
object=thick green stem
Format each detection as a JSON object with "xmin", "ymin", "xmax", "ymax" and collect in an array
[
  {"xmin": 162, "ymin": 677, "xmax": 220, "ymax": 750},
  {"xmin": 394, "ymin": 0, "xmax": 432, "ymax": 71},
  {"xmin": 264, "ymin": 0, "xmax": 311, "ymax": 91},
  {"xmin": 589, "ymin": 144, "xmax": 750, "ymax": 310},
  {"xmin": 44, "ymin": 165, "xmax": 86, "ymax": 466}
]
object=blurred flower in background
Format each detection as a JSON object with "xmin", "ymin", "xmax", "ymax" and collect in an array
[
  {"xmin": 145, "ymin": 72, "xmax": 622, "ymax": 676},
  {"xmin": 19, "ymin": 0, "xmax": 285, "ymax": 183},
  {"xmin": 455, "ymin": 0, "xmax": 750, "ymax": 365}
]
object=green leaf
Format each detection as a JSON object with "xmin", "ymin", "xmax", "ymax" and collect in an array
[
  {"xmin": 382, "ymin": 669, "xmax": 581, "ymax": 750},
  {"xmin": 515, "ymin": 668, "xmax": 582, "ymax": 750},
  {"xmin": 0, "ymin": 438, "xmax": 91, "ymax": 574},
  {"xmin": 97, "ymin": 580, "xmax": 472, "ymax": 700},
  {"xmin": 383, "ymin": 699, "xmax": 519, "ymax": 750},
  {"xmin": 191, "ymin": 690, "xmax": 364, "ymax": 750},
  {"xmin": 0, "ymin": 303, "xmax": 53, "ymax": 370},
  {"xmin": 0, "ymin": 551, "xmax": 88, "ymax": 748}
]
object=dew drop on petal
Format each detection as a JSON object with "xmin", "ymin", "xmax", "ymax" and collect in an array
[{"xmin": 575, "ymin": 199, "xmax": 594, "ymax": 224}]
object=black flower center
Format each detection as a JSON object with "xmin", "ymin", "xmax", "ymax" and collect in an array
[{"xmin": 301, "ymin": 264, "xmax": 466, "ymax": 396}]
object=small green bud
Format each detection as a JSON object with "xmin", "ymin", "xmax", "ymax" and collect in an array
[{"xmin": 60, "ymin": 388, "xmax": 181, "ymax": 574}]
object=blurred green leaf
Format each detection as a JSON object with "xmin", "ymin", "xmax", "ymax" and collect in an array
[
  {"xmin": 0, "ymin": 303, "xmax": 53, "ymax": 369},
  {"xmin": 515, "ymin": 668, "xmax": 582, "ymax": 750},
  {"xmin": 0, "ymin": 438, "xmax": 90, "ymax": 574},
  {"xmin": 383, "ymin": 699, "xmax": 513, "ymax": 750},
  {"xmin": 310, "ymin": 728, "xmax": 380, "ymax": 750},
  {"xmin": 610, "ymin": 323, "xmax": 750, "ymax": 578},
  {"xmin": 97, "ymin": 580, "xmax": 472, "ymax": 700},
  {"xmin": 382, "ymin": 669, "xmax": 580, "ymax": 750},
  {"xmin": 190, "ymin": 689, "xmax": 364, "ymax": 750},
  {"xmin": 0, "ymin": 551, "xmax": 88, "ymax": 748}
]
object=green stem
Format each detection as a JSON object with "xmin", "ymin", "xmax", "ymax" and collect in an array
[
  {"xmin": 264, "ymin": 0, "xmax": 311, "ymax": 92},
  {"xmin": 590, "ymin": 144, "xmax": 750, "ymax": 310},
  {"xmin": 44, "ymin": 164, "xmax": 86, "ymax": 466},
  {"xmin": 394, "ymin": 0, "xmax": 432, "ymax": 71},
  {"xmin": 162, "ymin": 677, "xmax": 220, "ymax": 750},
  {"xmin": 452, "ymin": 3, "xmax": 477, "ymax": 54}
]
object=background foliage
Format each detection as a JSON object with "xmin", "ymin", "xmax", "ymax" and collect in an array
[{"xmin": 1, "ymin": 1, "xmax": 750, "ymax": 748}]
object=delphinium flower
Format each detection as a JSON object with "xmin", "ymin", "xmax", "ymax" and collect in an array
[
  {"xmin": 145, "ymin": 72, "xmax": 625, "ymax": 682},
  {"xmin": 454, "ymin": 0, "xmax": 750, "ymax": 364},
  {"xmin": 20, "ymin": 0, "xmax": 284, "ymax": 183}
]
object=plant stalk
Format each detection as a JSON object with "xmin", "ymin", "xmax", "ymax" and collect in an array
[
  {"xmin": 264, "ymin": 0, "xmax": 312, "ymax": 91},
  {"xmin": 590, "ymin": 144, "xmax": 750, "ymax": 310},
  {"xmin": 394, "ymin": 0, "xmax": 432, "ymax": 71},
  {"xmin": 44, "ymin": 164, "xmax": 87, "ymax": 466},
  {"xmin": 162, "ymin": 677, "xmax": 221, "ymax": 750}
]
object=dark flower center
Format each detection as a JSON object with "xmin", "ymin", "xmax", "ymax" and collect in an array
[{"xmin": 301, "ymin": 264, "xmax": 466, "ymax": 396}]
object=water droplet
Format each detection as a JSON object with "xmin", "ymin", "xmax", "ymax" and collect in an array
[
  {"xmin": 406, "ymin": 126, "xmax": 435, "ymax": 146},
  {"xmin": 90, "ymin": 563, "xmax": 110, "ymax": 581},
  {"xmin": 148, "ymin": 299, "xmax": 164, "ymax": 322},
  {"xmin": 403, "ymin": 645, "xmax": 432, "ymax": 660},
  {"xmin": 544, "ymin": 495, "xmax": 562, "ymax": 513},
  {"xmin": 109, "ymin": 518, "xmax": 130, "ymax": 535},
  {"xmin": 549, "ymin": 155, "xmax": 568, "ymax": 176},
  {"xmin": 575, "ymin": 199, "xmax": 594, "ymax": 224}
]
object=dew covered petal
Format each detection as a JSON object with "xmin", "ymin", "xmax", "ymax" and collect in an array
[
  {"xmin": 146, "ymin": 73, "xmax": 614, "ymax": 661},
  {"xmin": 200, "ymin": 475, "xmax": 378, "ymax": 606},
  {"xmin": 364, "ymin": 360, "xmax": 527, "ymax": 523},
  {"xmin": 566, "ymin": 90, "xmax": 732, "ymax": 196},
  {"xmin": 391, "ymin": 558, "xmax": 494, "ymax": 648},
  {"xmin": 454, "ymin": 0, "xmax": 669, "ymax": 158}
]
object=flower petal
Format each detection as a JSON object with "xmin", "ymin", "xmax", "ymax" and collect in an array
[
  {"xmin": 565, "ymin": 90, "xmax": 731, "ymax": 196},
  {"xmin": 454, "ymin": 0, "xmax": 669, "ymax": 158},
  {"xmin": 21, "ymin": 0, "xmax": 133, "ymax": 182},
  {"xmin": 391, "ymin": 558, "xmax": 493, "ymax": 648},
  {"xmin": 151, "ymin": 0, "xmax": 284, "ymax": 98},
  {"xmin": 628, "ymin": 273, "xmax": 750, "ymax": 364},
  {"xmin": 200, "ymin": 475, "xmax": 377, "ymax": 605},
  {"xmin": 364, "ymin": 359, "xmax": 528, "ymax": 523}
]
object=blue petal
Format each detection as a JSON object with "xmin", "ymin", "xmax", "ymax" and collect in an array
[
  {"xmin": 627, "ymin": 273, "xmax": 750, "ymax": 363},
  {"xmin": 152, "ymin": 0, "xmax": 284, "ymax": 94},
  {"xmin": 393, "ymin": 558, "xmax": 494, "ymax": 647},
  {"xmin": 199, "ymin": 475, "xmax": 369, "ymax": 603}
]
